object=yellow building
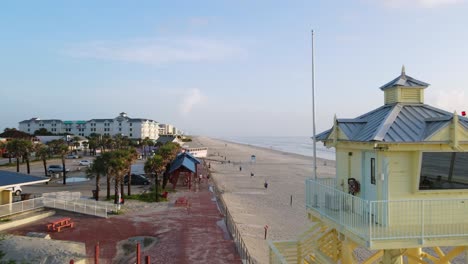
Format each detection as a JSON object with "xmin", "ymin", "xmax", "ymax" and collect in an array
[{"xmin": 269, "ymin": 67, "xmax": 468, "ymax": 263}]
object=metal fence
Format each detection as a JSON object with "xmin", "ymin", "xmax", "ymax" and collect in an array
[
  {"xmin": 211, "ymin": 178, "xmax": 257, "ymax": 263},
  {"xmin": 0, "ymin": 197, "xmax": 45, "ymax": 218},
  {"xmin": 43, "ymin": 191, "xmax": 81, "ymax": 201},
  {"xmin": 42, "ymin": 197, "xmax": 111, "ymax": 218},
  {"xmin": 306, "ymin": 178, "xmax": 468, "ymax": 243}
]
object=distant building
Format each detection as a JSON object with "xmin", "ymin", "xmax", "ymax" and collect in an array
[
  {"xmin": 18, "ymin": 112, "xmax": 161, "ymax": 140},
  {"xmin": 158, "ymin": 123, "xmax": 181, "ymax": 135}
]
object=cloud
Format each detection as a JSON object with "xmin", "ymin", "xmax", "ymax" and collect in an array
[
  {"xmin": 179, "ymin": 88, "xmax": 205, "ymax": 115},
  {"xmin": 65, "ymin": 37, "xmax": 244, "ymax": 65},
  {"xmin": 381, "ymin": 0, "xmax": 464, "ymax": 8},
  {"xmin": 432, "ymin": 88, "xmax": 466, "ymax": 113}
]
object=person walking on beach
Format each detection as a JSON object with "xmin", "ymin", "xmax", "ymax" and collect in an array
[
  {"xmin": 264, "ymin": 181, "xmax": 268, "ymax": 189},
  {"xmin": 239, "ymin": 166, "xmax": 242, "ymax": 171}
]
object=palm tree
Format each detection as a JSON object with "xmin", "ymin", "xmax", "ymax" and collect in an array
[
  {"xmin": 47, "ymin": 139, "xmax": 69, "ymax": 184},
  {"xmin": 124, "ymin": 148, "xmax": 138, "ymax": 196},
  {"xmin": 102, "ymin": 134, "xmax": 113, "ymax": 152},
  {"xmin": 87, "ymin": 155, "xmax": 107, "ymax": 201},
  {"xmin": 70, "ymin": 136, "xmax": 80, "ymax": 154},
  {"xmin": 100, "ymin": 152, "xmax": 113, "ymax": 200},
  {"xmin": 144, "ymin": 154, "xmax": 165, "ymax": 202},
  {"xmin": 107, "ymin": 150, "xmax": 131, "ymax": 204},
  {"xmin": 141, "ymin": 137, "xmax": 153, "ymax": 159},
  {"xmin": 23, "ymin": 140, "xmax": 33, "ymax": 174},
  {"xmin": 157, "ymin": 142, "xmax": 182, "ymax": 188},
  {"xmin": 82, "ymin": 141, "xmax": 89, "ymax": 155},
  {"xmin": 6, "ymin": 139, "xmax": 30, "ymax": 172},
  {"xmin": 35, "ymin": 144, "xmax": 50, "ymax": 177}
]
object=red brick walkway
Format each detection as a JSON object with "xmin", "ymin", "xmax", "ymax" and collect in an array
[{"xmin": 8, "ymin": 181, "xmax": 241, "ymax": 263}]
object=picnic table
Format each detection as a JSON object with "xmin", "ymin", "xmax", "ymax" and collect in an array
[
  {"xmin": 175, "ymin": 197, "xmax": 189, "ymax": 207},
  {"xmin": 47, "ymin": 217, "xmax": 75, "ymax": 232}
]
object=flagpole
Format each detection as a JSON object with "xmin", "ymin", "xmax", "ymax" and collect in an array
[{"xmin": 312, "ymin": 30, "xmax": 317, "ymax": 181}]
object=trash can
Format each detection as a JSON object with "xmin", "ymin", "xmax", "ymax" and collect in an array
[{"xmin": 21, "ymin": 193, "xmax": 31, "ymax": 201}]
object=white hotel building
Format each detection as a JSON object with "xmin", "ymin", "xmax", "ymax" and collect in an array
[{"xmin": 19, "ymin": 112, "xmax": 161, "ymax": 140}]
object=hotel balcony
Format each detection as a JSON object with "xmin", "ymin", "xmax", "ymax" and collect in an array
[{"xmin": 306, "ymin": 178, "xmax": 468, "ymax": 250}]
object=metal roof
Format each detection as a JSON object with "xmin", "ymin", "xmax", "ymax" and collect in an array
[
  {"xmin": 168, "ymin": 152, "xmax": 200, "ymax": 174},
  {"xmin": 0, "ymin": 170, "xmax": 50, "ymax": 188},
  {"xmin": 317, "ymin": 103, "xmax": 467, "ymax": 143},
  {"xmin": 379, "ymin": 68, "xmax": 429, "ymax": 90}
]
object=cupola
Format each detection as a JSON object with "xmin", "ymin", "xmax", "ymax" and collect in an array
[{"xmin": 379, "ymin": 66, "xmax": 430, "ymax": 105}]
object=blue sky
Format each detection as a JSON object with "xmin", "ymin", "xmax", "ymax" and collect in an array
[{"xmin": 1, "ymin": 0, "xmax": 467, "ymax": 137}]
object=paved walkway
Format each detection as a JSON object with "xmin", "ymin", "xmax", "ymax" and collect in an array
[{"xmin": 8, "ymin": 179, "xmax": 241, "ymax": 263}]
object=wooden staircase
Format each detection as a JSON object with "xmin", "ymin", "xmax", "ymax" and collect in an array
[{"xmin": 269, "ymin": 220, "xmax": 342, "ymax": 263}]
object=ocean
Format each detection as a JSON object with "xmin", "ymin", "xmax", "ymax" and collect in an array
[{"xmin": 221, "ymin": 136, "xmax": 335, "ymax": 160}]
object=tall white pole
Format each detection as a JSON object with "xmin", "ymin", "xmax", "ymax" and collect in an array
[{"xmin": 312, "ymin": 30, "xmax": 318, "ymax": 180}]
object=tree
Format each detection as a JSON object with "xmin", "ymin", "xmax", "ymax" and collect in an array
[
  {"xmin": 35, "ymin": 144, "xmax": 50, "ymax": 177},
  {"xmin": 72, "ymin": 136, "xmax": 81, "ymax": 154},
  {"xmin": 6, "ymin": 139, "xmax": 31, "ymax": 173},
  {"xmin": 125, "ymin": 148, "xmax": 138, "ymax": 196},
  {"xmin": 106, "ymin": 150, "xmax": 131, "ymax": 204},
  {"xmin": 101, "ymin": 134, "xmax": 113, "ymax": 152},
  {"xmin": 87, "ymin": 155, "xmax": 107, "ymax": 201},
  {"xmin": 87, "ymin": 135, "xmax": 99, "ymax": 156},
  {"xmin": 47, "ymin": 139, "xmax": 69, "ymax": 184},
  {"xmin": 0, "ymin": 128, "xmax": 31, "ymax": 139},
  {"xmin": 82, "ymin": 141, "xmax": 89, "ymax": 155},
  {"xmin": 22, "ymin": 140, "xmax": 34, "ymax": 174},
  {"xmin": 157, "ymin": 142, "xmax": 181, "ymax": 188},
  {"xmin": 141, "ymin": 137, "xmax": 153, "ymax": 159},
  {"xmin": 144, "ymin": 154, "xmax": 165, "ymax": 202},
  {"xmin": 34, "ymin": 128, "xmax": 54, "ymax": 136}
]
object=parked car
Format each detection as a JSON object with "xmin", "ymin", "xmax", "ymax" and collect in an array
[
  {"xmin": 7, "ymin": 185, "xmax": 22, "ymax": 196},
  {"xmin": 124, "ymin": 174, "xmax": 150, "ymax": 185},
  {"xmin": 79, "ymin": 160, "xmax": 92, "ymax": 166},
  {"xmin": 47, "ymin": 165, "xmax": 70, "ymax": 175},
  {"xmin": 66, "ymin": 154, "xmax": 79, "ymax": 159}
]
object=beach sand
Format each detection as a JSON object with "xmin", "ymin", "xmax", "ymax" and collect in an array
[{"xmin": 195, "ymin": 136, "xmax": 336, "ymax": 263}]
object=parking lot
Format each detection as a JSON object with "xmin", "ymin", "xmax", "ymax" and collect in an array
[{"xmin": 0, "ymin": 156, "xmax": 150, "ymax": 199}]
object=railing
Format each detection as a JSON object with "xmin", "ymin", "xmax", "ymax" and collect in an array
[
  {"xmin": 307, "ymin": 179, "xmax": 468, "ymax": 244},
  {"xmin": 211, "ymin": 178, "xmax": 257, "ymax": 263},
  {"xmin": 306, "ymin": 179, "xmax": 370, "ymax": 241},
  {"xmin": 268, "ymin": 224, "xmax": 321, "ymax": 264},
  {"xmin": 268, "ymin": 240, "xmax": 293, "ymax": 264},
  {"xmin": 43, "ymin": 197, "xmax": 112, "ymax": 218},
  {"xmin": 43, "ymin": 191, "xmax": 81, "ymax": 201},
  {"xmin": 0, "ymin": 197, "xmax": 45, "ymax": 218}
]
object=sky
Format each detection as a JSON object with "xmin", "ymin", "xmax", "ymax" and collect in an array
[{"xmin": 1, "ymin": 0, "xmax": 468, "ymax": 137}]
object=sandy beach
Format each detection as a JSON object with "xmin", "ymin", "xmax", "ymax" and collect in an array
[{"xmin": 195, "ymin": 136, "xmax": 336, "ymax": 263}]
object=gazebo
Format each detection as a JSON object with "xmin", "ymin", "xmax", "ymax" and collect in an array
[{"xmin": 168, "ymin": 152, "xmax": 201, "ymax": 190}]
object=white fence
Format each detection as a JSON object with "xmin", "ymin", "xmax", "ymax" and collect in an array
[
  {"xmin": 42, "ymin": 191, "xmax": 113, "ymax": 218},
  {"xmin": 0, "ymin": 192, "xmax": 114, "ymax": 219},
  {"xmin": 0, "ymin": 198, "xmax": 45, "ymax": 218},
  {"xmin": 306, "ymin": 179, "xmax": 468, "ymax": 243}
]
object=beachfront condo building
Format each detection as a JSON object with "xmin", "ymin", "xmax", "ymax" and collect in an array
[{"xmin": 18, "ymin": 112, "xmax": 162, "ymax": 140}]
